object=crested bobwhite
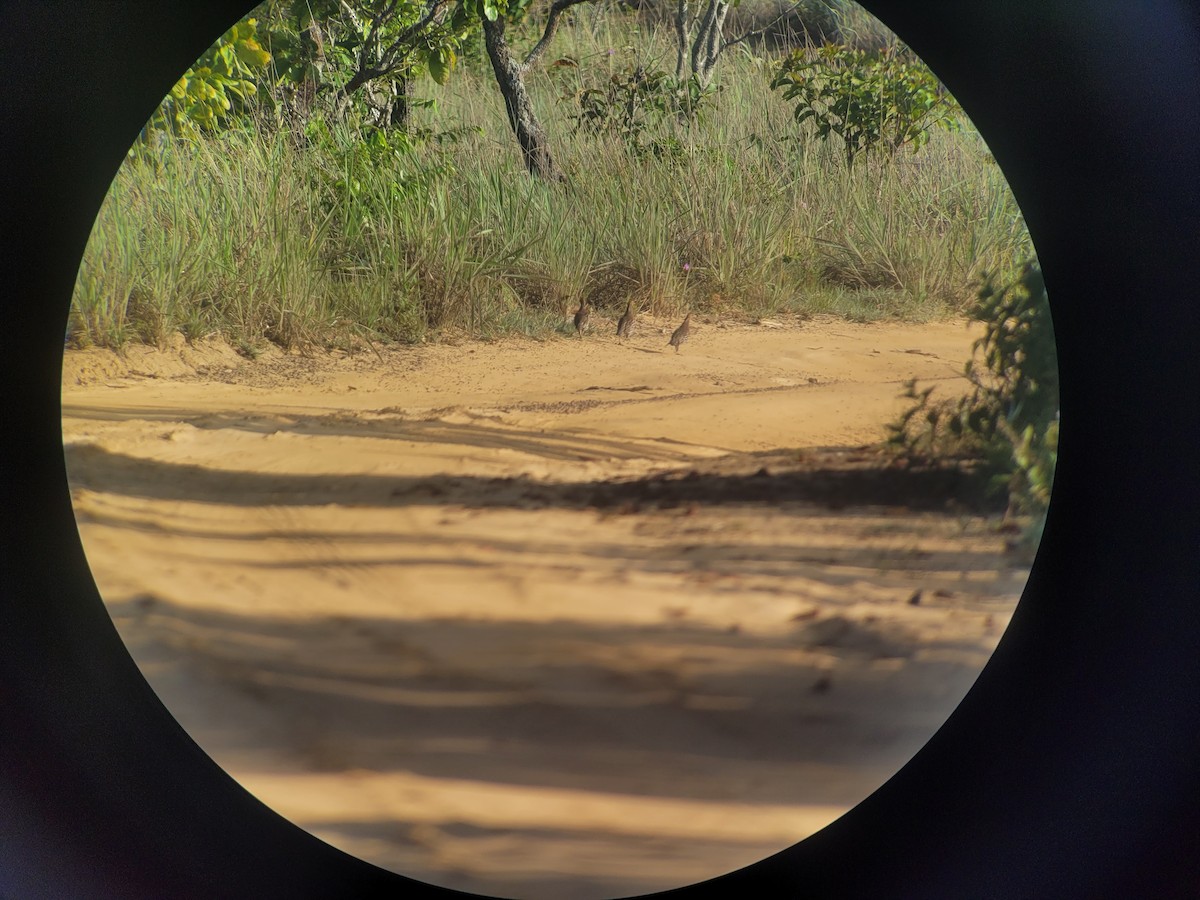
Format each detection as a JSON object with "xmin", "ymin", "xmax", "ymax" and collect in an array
[
  {"xmin": 668, "ymin": 312, "xmax": 692, "ymax": 353},
  {"xmin": 573, "ymin": 299, "xmax": 589, "ymax": 337},
  {"xmin": 616, "ymin": 299, "xmax": 636, "ymax": 341}
]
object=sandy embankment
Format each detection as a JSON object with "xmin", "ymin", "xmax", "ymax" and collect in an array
[{"xmin": 62, "ymin": 314, "xmax": 1027, "ymax": 900}]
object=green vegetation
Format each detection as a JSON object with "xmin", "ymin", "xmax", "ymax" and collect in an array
[
  {"xmin": 888, "ymin": 261, "xmax": 1058, "ymax": 542},
  {"xmin": 571, "ymin": 63, "xmax": 718, "ymax": 157},
  {"xmin": 770, "ymin": 43, "xmax": 961, "ymax": 166},
  {"xmin": 69, "ymin": 1, "xmax": 1035, "ymax": 353},
  {"xmin": 139, "ymin": 18, "xmax": 273, "ymax": 146}
]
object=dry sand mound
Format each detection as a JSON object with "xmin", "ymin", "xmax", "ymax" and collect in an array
[{"xmin": 63, "ymin": 315, "xmax": 1027, "ymax": 900}]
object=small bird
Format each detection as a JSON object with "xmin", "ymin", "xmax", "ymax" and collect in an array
[
  {"xmin": 668, "ymin": 312, "xmax": 692, "ymax": 353},
  {"xmin": 616, "ymin": 299, "xmax": 636, "ymax": 342},
  {"xmin": 573, "ymin": 299, "xmax": 589, "ymax": 337}
]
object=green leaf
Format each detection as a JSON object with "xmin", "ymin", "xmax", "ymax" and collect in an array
[
  {"xmin": 427, "ymin": 47, "xmax": 451, "ymax": 84},
  {"xmin": 235, "ymin": 39, "xmax": 271, "ymax": 69}
]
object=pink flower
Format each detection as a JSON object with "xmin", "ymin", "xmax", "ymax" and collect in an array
[{"xmin": 682, "ymin": 263, "xmax": 691, "ymax": 272}]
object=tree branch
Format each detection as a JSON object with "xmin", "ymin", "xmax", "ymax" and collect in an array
[
  {"xmin": 721, "ymin": 0, "xmax": 805, "ymax": 52},
  {"xmin": 362, "ymin": 0, "xmax": 400, "ymax": 74},
  {"xmin": 378, "ymin": 0, "xmax": 454, "ymax": 71},
  {"xmin": 521, "ymin": 0, "xmax": 594, "ymax": 72},
  {"xmin": 337, "ymin": 0, "xmax": 452, "ymax": 105},
  {"xmin": 341, "ymin": 64, "xmax": 388, "ymax": 97},
  {"xmin": 337, "ymin": 0, "xmax": 365, "ymax": 35}
]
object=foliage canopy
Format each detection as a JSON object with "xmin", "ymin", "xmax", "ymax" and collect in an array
[{"xmin": 142, "ymin": 18, "xmax": 273, "ymax": 144}]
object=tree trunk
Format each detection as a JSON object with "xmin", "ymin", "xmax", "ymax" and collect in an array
[
  {"xmin": 481, "ymin": 16, "xmax": 565, "ymax": 183},
  {"xmin": 690, "ymin": 0, "xmax": 730, "ymax": 89},
  {"xmin": 674, "ymin": 0, "xmax": 690, "ymax": 81},
  {"xmin": 389, "ymin": 73, "xmax": 414, "ymax": 132}
]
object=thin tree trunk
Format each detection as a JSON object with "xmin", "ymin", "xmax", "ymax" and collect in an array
[
  {"xmin": 481, "ymin": 17, "xmax": 565, "ymax": 182},
  {"xmin": 690, "ymin": 0, "xmax": 717, "ymax": 82},
  {"xmin": 691, "ymin": 0, "xmax": 730, "ymax": 89},
  {"xmin": 674, "ymin": 0, "xmax": 690, "ymax": 81},
  {"xmin": 389, "ymin": 73, "xmax": 414, "ymax": 132}
]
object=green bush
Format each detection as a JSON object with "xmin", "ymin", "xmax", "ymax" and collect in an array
[
  {"xmin": 770, "ymin": 43, "xmax": 960, "ymax": 166},
  {"xmin": 887, "ymin": 261, "xmax": 1058, "ymax": 535},
  {"xmin": 567, "ymin": 63, "xmax": 718, "ymax": 159}
]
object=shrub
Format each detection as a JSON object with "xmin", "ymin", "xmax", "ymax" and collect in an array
[
  {"xmin": 567, "ymin": 63, "xmax": 718, "ymax": 158},
  {"xmin": 770, "ymin": 43, "xmax": 960, "ymax": 167},
  {"xmin": 887, "ymin": 260, "xmax": 1058, "ymax": 536}
]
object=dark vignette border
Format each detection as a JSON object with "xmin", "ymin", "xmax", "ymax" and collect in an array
[{"xmin": 2, "ymin": 1, "xmax": 1199, "ymax": 897}]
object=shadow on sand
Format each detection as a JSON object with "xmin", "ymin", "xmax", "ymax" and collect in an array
[{"xmin": 64, "ymin": 439, "xmax": 1004, "ymax": 514}]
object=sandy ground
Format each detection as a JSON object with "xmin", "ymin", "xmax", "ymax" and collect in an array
[{"xmin": 62, "ymin": 313, "xmax": 1027, "ymax": 900}]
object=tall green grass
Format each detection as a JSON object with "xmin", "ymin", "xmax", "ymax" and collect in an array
[{"xmin": 69, "ymin": 14, "xmax": 1033, "ymax": 351}]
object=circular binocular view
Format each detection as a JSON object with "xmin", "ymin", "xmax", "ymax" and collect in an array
[{"xmin": 62, "ymin": 1, "xmax": 1056, "ymax": 897}]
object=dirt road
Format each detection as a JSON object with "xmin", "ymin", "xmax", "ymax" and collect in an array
[{"xmin": 62, "ymin": 313, "xmax": 1027, "ymax": 899}]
